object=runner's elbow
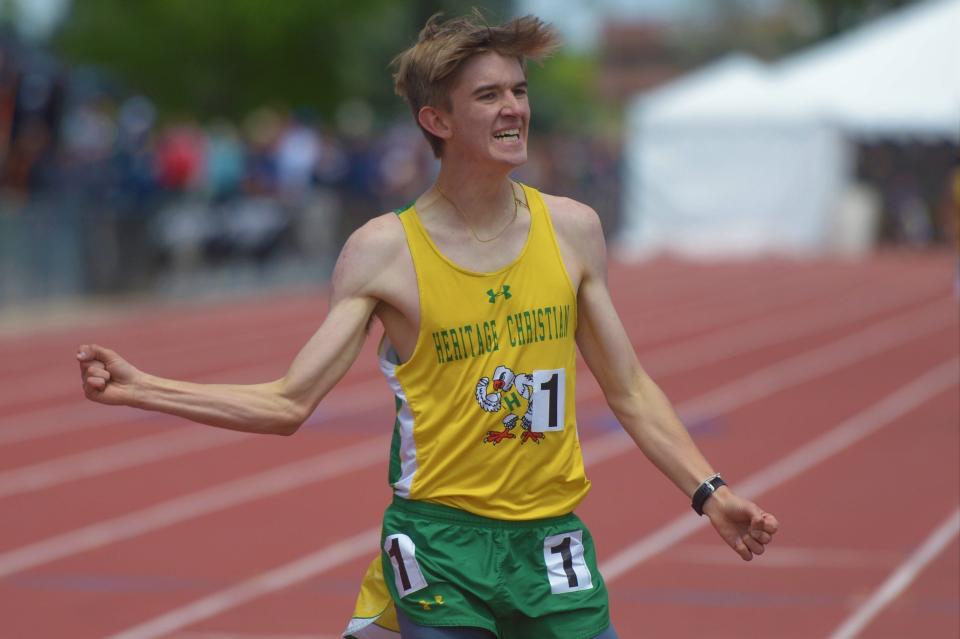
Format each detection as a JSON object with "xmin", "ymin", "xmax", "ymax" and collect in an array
[
  {"xmin": 267, "ymin": 382, "xmax": 312, "ymax": 436},
  {"xmin": 266, "ymin": 395, "xmax": 310, "ymax": 436},
  {"xmin": 275, "ymin": 400, "xmax": 310, "ymax": 436},
  {"xmin": 274, "ymin": 417, "xmax": 302, "ymax": 436},
  {"xmin": 603, "ymin": 371, "xmax": 655, "ymax": 418}
]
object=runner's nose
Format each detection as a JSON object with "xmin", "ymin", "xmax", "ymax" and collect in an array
[{"xmin": 500, "ymin": 91, "xmax": 523, "ymax": 116}]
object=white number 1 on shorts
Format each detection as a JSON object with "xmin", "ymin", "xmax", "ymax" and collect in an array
[
  {"xmin": 543, "ymin": 530, "xmax": 593, "ymax": 594},
  {"xmin": 384, "ymin": 533, "xmax": 428, "ymax": 597}
]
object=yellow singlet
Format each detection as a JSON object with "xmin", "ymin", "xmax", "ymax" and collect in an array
[
  {"xmin": 379, "ymin": 184, "xmax": 591, "ymax": 520},
  {"xmin": 343, "ymin": 185, "xmax": 593, "ymax": 638}
]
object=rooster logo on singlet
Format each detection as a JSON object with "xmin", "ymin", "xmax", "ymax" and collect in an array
[{"xmin": 475, "ymin": 365, "xmax": 545, "ymax": 445}]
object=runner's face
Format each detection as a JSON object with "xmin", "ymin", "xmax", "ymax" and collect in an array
[{"xmin": 444, "ymin": 52, "xmax": 529, "ymax": 167}]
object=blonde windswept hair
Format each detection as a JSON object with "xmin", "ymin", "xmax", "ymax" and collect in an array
[{"xmin": 392, "ymin": 11, "xmax": 560, "ymax": 157}]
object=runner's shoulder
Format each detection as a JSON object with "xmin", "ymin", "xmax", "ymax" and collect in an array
[
  {"xmin": 538, "ymin": 192, "xmax": 604, "ymax": 248},
  {"xmin": 346, "ymin": 212, "xmax": 407, "ymax": 257},
  {"xmin": 331, "ymin": 212, "xmax": 409, "ymax": 297}
]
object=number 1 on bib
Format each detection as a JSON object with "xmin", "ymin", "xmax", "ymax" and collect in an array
[{"xmin": 532, "ymin": 368, "xmax": 565, "ymax": 432}]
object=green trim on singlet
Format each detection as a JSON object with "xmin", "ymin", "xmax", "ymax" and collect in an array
[
  {"xmin": 394, "ymin": 202, "xmax": 415, "ymax": 215},
  {"xmin": 388, "ymin": 395, "xmax": 403, "ymax": 485}
]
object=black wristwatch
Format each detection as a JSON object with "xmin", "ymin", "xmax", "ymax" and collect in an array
[{"xmin": 691, "ymin": 473, "xmax": 726, "ymax": 516}]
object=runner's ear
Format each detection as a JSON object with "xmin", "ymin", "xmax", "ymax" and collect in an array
[{"xmin": 418, "ymin": 106, "xmax": 452, "ymax": 141}]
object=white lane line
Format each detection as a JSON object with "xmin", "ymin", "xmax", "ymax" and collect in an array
[
  {"xmin": 103, "ymin": 527, "xmax": 380, "ymax": 639},
  {"xmin": 99, "ymin": 360, "xmax": 958, "ymax": 639},
  {"xmin": 4, "ymin": 320, "xmax": 323, "ymax": 408},
  {"xmin": 598, "ymin": 357, "xmax": 959, "ymax": 582},
  {"xmin": 0, "ymin": 302, "xmax": 950, "ymax": 579},
  {"xmin": 0, "ymin": 428, "xmax": 241, "ymax": 498},
  {"xmin": 828, "ymin": 508, "xmax": 960, "ymax": 639},
  {"xmin": 0, "ymin": 436, "xmax": 387, "ymax": 579},
  {"xmin": 675, "ymin": 300, "xmax": 953, "ymax": 423},
  {"xmin": 622, "ymin": 265, "xmax": 852, "ymax": 337},
  {"xmin": 0, "ymin": 377, "xmax": 386, "ymax": 497},
  {"xmin": 0, "ymin": 404, "xmax": 144, "ymax": 445},
  {"xmin": 641, "ymin": 283, "xmax": 953, "ymax": 377}
]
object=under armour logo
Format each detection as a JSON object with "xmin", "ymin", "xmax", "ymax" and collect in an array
[
  {"xmin": 418, "ymin": 595, "xmax": 446, "ymax": 610},
  {"xmin": 487, "ymin": 285, "xmax": 512, "ymax": 304}
]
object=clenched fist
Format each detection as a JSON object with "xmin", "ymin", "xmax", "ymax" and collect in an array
[{"xmin": 77, "ymin": 344, "xmax": 141, "ymax": 406}]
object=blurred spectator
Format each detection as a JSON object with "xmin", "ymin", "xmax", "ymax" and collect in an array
[
  {"xmin": 242, "ymin": 107, "xmax": 282, "ymax": 196},
  {"xmin": 275, "ymin": 111, "xmax": 321, "ymax": 206},
  {"xmin": 155, "ymin": 121, "xmax": 204, "ymax": 193},
  {"xmin": 379, "ymin": 121, "xmax": 437, "ymax": 205},
  {"xmin": 204, "ymin": 119, "xmax": 244, "ymax": 202},
  {"xmin": 1, "ymin": 31, "xmax": 629, "ymax": 306},
  {"xmin": 0, "ymin": 46, "xmax": 63, "ymax": 199}
]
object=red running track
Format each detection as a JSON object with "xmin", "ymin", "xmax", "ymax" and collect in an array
[{"xmin": 0, "ymin": 252, "xmax": 956, "ymax": 639}]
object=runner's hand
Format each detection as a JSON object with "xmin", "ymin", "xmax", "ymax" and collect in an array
[
  {"xmin": 77, "ymin": 344, "xmax": 141, "ymax": 406},
  {"xmin": 703, "ymin": 488, "xmax": 779, "ymax": 561}
]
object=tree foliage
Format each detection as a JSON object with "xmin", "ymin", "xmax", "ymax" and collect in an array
[
  {"xmin": 807, "ymin": 0, "xmax": 921, "ymax": 36},
  {"xmin": 526, "ymin": 52, "xmax": 608, "ymax": 134},
  {"xmin": 54, "ymin": 0, "xmax": 510, "ymax": 121}
]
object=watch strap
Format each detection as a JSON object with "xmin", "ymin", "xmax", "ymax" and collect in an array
[{"xmin": 691, "ymin": 473, "xmax": 726, "ymax": 516}]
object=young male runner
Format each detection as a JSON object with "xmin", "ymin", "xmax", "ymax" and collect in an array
[{"xmin": 77, "ymin": 14, "xmax": 778, "ymax": 639}]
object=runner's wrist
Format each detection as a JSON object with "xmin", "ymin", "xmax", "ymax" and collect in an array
[
  {"xmin": 130, "ymin": 371, "xmax": 156, "ymax": 409},
  {"xmin": 700, "ymin": 485, "xmax": 731, "ymax": 518},
  {"xmin": 691, "ymin": 473, "xmax": 727, "ymax": 516}
]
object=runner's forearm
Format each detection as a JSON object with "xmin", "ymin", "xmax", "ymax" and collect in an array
[
  {"xmin": 607, "ymin": 373, "xmax": 716, "ymax": 497},
  {"xmin": 133, "ymin": 374, "xmax": 304, "ymax": 435}
]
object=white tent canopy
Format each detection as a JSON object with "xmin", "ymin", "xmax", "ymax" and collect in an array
[
  {"xmin": 618, "ymin": 0, "xmax": 960, "ymax": 258},
  {"xmin": 620, "ymin": 55, "xmax": 848, "ymax": 257},
  {"xmin": 775, "ymin": 0, "xmax": 960, "ymax": 137},
  {"xmin": 638, "ymin": 54, "xmax": 797, "ymax": 123}
]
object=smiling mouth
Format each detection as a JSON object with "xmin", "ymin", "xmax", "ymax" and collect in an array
[{"xmin": 493, "ymin": 129, "xmax": 521, "ymax": 141}]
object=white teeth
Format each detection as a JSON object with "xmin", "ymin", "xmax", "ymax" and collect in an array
[{"xmin": 494, "ymin": 129, "xmax": 520, "ymax": 140}]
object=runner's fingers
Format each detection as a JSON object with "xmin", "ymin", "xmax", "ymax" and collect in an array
[
  {"xmin": 749, "ymin": 529, "xmax": 772, "ymax": 545},
  {"xmin": 760, "ymin": 513, "xmax": 779, "ymax": 534},
  {"xmin": 78, "ymin": 358, "xmax": 104, "ymax": 381},
  {"xmin": 80, "ymin": 359, "xmax": 105, "ymax": 374},
  {"xmin": 83, "ymin": 377, "xmax": 106, "ymax": 393},
  {"xmin": 732, "ymin": 539, "xmax": 753, "ymax": 561},
  {"xmin": 79, "ymin": 363, "xmax": 105, "ymax": 386},
  {"xmin": 87, "ymin": 367, "xmax": 111, "ymax": 383},
  {"xmin": 76, "ymin": 345, "xmax": 103, "ymax": 364},
  {"xmin": 743, "ymin": 534, "xmax": 764, "ymax": 556}
]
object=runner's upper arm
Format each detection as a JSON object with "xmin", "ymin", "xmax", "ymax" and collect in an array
[
  {"xmin": 278, "ymin": 215, "xmax": 400, "ymax": 425},
  {"xmin": 560, "ymin": 202, "xmax": 647, "ymax": 406}
]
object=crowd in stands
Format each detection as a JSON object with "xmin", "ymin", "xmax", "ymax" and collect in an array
[{"xmin": 0, "ymin": 32, "xmax": 621, "ymax": 303}]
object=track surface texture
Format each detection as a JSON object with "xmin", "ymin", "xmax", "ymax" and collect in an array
[{"xmin": 1, "ymin": 252, "xmax": 957, "ymax": 639}]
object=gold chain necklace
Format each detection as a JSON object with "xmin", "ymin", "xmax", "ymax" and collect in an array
[{"xmin": 435, "ymin": 181, "xmax": 526, "ymax": 243}]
